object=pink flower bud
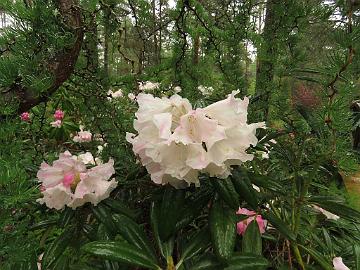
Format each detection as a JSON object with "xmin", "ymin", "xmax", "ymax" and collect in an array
[
  {"xmin": 20, "ymin": 112, "xmax": 30, "ymax": 122},
  {"xmin": 236, "ymin": 207, "xmax": 267, "ymax": 236},
  {"xmin": 54, "ymin": 109, "xmax": 64, "ymax": 120}
]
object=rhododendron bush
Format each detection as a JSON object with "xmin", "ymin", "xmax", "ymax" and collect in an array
[{"xmin": 1, "ymin": 1, "xmax": 360, "ymax": 269}]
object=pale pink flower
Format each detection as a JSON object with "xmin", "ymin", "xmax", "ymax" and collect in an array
[
  {"xmin": 139, "ymin": 81, "xmax": 160, "ymax": 91},
  {"xmin": 73, "ymin": 128, "xmax": 92, "ymax": 143},
  {"xmin": 37, "ymin": 151, "xmax": 116, "ymax": 210},
  {"xmin": 333, "ymin": 257, "xmax": 350, "ymax": 270},
  {"xmin": 174, "ymin": 86, "xmax": 182, "ymax": 93},
  {"xmin": 54, "ymin": 109, "xmax": 64, "ymax": 120},
  {"xmin": 197, "ymin": 85, "xmax": 214, "ymax": 95},
  {"xmin": 20, "ymin": 112, "xmax": 30, "ymax": 122},
  {"xmin": 236, "ymin": 207, "xmax": 267, "ymax": 236},
  {"xmin": 127, "ymin": 91, "xmax": 264, "ymax": 188},
  {"xmin": 128, "ymin": 93, "xmax": 136, "ymax": 100},
  {"xmin": 107, "ymin": 89, "xmax": 123, "ymax": 100},
  {"xmin": 50, "ymin": 120, "xmax": 62, "ymax": 128},
  {"xmin": 312, "ymin": 205, "xmax": 340, "ymax": 220}
]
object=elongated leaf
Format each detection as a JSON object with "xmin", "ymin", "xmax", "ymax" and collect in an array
[
  {"xmin": 112, "ymin": 214, "xmax": 157, "ymax": 261},
  {"xmin": 247, "ymin": 172, "xmax": 284, "ymax": 193},
  {"xmin": 30, "ymin": 219, "xmax": 57, "ymax": 230},
  {"xmin": 91, "ymin": 204, "xmax": 117, "ymax": 236},
  {"xmin": 82, "ymin": 241, "xmax": 161, "ymax": 270},
  {"xmin": 210, "ymin": 199, "xmax": 236, "ymax": 260},
  {"xmin": 299, "ymin": 245, "xmax": 332, "ymax": 270},
  {"xmin": 242, "ymin": 221, "xmax": 262, "ymax": 255},
  {"xmin": 179, "ymin": 226, "xmax": 211, "ymax": 263},
  {"xmin": 103, "ymin": 198, "xmax": 137, "ymax": 220},
  {"xmin": 354, "ymin": 245, "xmax": 360, "ymax": 270},
  {"xmin": 231, "ymin": 169, "xmax": 258, "ymax": 208},
  {"xmin": 58, "ymin": 207, "xmax": 74, "ymax": 228},
  {"xmin": 262, "ymin": 212, "xmax": 296, "ymax": 241},
  {"xmin": 42, "ymin": 228, "xmax": 74, "ymax": 269},
  {"xmin": 159, "ymin": 186, "xmax": 185, "ymax": 240},
  {"xmin": 189, "ymin": 254, "xmax": 222, "ymax": 270},
  {"xmin": 211, "ymin": 178, "xmax": 239, "ymax": 209},
  {"xmin": 225, "ymin": 254, "xmax": 268, "ymax": 270},
  {"xmin": 176, "ymin": 187, "xmax": 212, "ymax": 230}
]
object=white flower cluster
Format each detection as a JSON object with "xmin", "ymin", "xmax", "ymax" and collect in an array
[
  {"xmin": 126, "ymin": 91, "xmax": 265, "ymax": 188},
  {"xmin": 198, "ymin": 85, "xmax": 214, "ymax": 96},
  {"xmin": 139, "ymin": 81, "xmax": 160, "ymax": 91},
  {"xmin": 37, "ymin": 151, "xmax": 117, "ymax": 210}
]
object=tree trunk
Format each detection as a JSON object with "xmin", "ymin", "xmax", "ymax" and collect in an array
[
  {"xmin": 255, "ymin": 0, "xmax": 279, "ymax": 121},
  {"xmin": 103, "ymin": 6, "xmax": 110, "ymax": 89}
]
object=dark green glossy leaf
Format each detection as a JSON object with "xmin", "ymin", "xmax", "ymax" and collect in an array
[
  {"xmin": 58, "ymin": 207, "xmax": 74, "ymax": 228},
  {"xmin": 262, "ymin": 212, "xmax": 296, "ymax": 241},
  {"xmin": 225, "ymin": 254, "xmax": 268, "ymax": 270},
  {"xmin": 231, "ymin": 169, "xmax": 258, "ymax": 209},
  {"xmin": 179, "ymin": 226, "xmax": 211, "ymax": 263},
  {"xmin": 242, "ymin": 221, "xmax": 262, "ymax": 255},
  {"xmin": 354, "ymin": 245, "xmax": 360, "ymax": 270},
  {"xmin": 210, "ymin": 199, "xmax": 236, "ymax": 260},
  {"xmin": 211, "ymin": 178, "xmax": 239, "ymax": 209},
  {"xmin": 82, "ymin": 241, "xmax": 161, "ymax": 270},
  {"xmin": 103, "ymin": 198, "xmax": 137, "ymax": 220},
  {"xmin": 189, "ymin": 254, "xmax": 222, "ymax": 270},
  {"xmin": 299, "ymin": 245, "xmax": 332, "ymax": 270}
]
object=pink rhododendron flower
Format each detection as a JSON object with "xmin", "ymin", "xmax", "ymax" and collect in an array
[
  {"xmin": 50, "ymin": 120, "xmax": 62, "ymax": 128},
  {"xmin": 333, "ymin": 257, "xmax": 350, "ymax": 270},
  {"xmin": 73, "ymin": 127, "xmax": 92, "ymax": 143},
  {"xmin": 126, "ymin": 91, "xmax": 265, "ymax": 188},
  {"xmin": 236, "ymin": 207, "xmax": 267, "ymax": 236},
  {"xmin": 20, "ymin": 112, "xmax": 30, "ymax": 122},
  {"xmin": 36, "ymin": 151, "xmax": 117, "ymax": 210},
  {"xmin": 54, "ymin": 109, "xmax": 64, "ymax": 120}
]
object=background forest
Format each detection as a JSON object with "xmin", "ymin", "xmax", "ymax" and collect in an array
[{"xmin": 0, "ymin": 0, "xmax": 360, "ymax": 269}]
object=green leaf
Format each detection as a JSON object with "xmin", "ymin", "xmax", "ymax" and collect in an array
[
  {"xmin": 247, "ymin": 172, "xmax": 284, "ymax": 193},
  {"xmin": 176, "ymin": 187, "xmax": 212, "ymax": 230},
  {"xmin": 354, "ymin": 245, "xmax": 360, "ymax": 270},
  {"xmin": 225, "ymin": 254, "xmax": 268, "ymax": 270},
  {"xmin": 231, "ymin": 169, "xmax": 258, "ymax": 209},
  {"xmin": 189, "ymin": 254, "xmax": 223, "ymax": 270},
  {"xmin": 30, "ymin": 219, "xmax": 57, "ymax": 230},
  {"xmin": 103, "ymin": 198, "xmax": 138, "ymax": 220},
  {"xmin": 42, "ymin": 228, "xmax": 74, "ymax": 269},
  {"xmin": 58, "ymin": 207, "xmax": 74, "ymax": 228},
  {"xmin": 211, "ymin": 177, "xmax": 239, "ymax": 209},
  {"xmin": 242, "ymin": 221, "xmax": 262, "ymax": 255},
  {"xmin": 112, "ymin": 214, "xmax": 157, "ymax": 262},
  {"xmin": 299, "ymin": 245, "xmax": 332, "ymax": 270},
  {"xmin": 82, "ymin": 241, "xmax": 161, "ymax": 270},
  {"xmin": 210, "ymin": 199, "xmax": 236, "ymax": 260},
  {"xmin": 262, "ymin": 212, "xmax": 296, "ymax": 241},
  {"xmin": 91, "ymin": 204, "xmax": 117, "ymax": 236},
  {"xmin": 159, "ymin": 186, "xmax": 185, "ymax": 240},
  {"xmin": 178, "ymin": 226, "xmax": 211, "ymax": 265}
]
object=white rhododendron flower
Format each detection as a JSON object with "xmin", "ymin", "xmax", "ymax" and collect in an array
[
  {"xmin": 198, "ymin": 85, "xmax": 214, "ymax": 96},
  {"xmin": 139, "ymin": 81, "xmax": 160, "ymax": 91},
  {"xmin": 107, "ymin": 89, "xmax": 123, "ymax": 100},
  {"xmin": 312, "ymin": 205, "xmax": 340, "ymax": 220},
  {"xmin": 127, "ymin": 91, "xmax": 265, "ymax": 188},
  {"xmin": 333, "ymin": 257, "xmax": 349, "ymax": 270},
  {"xmin": 73, "ymin": 127, "xmax": 92, "ymax": 143},
  {"xmin": 174, "ymin": 86, "xmax": 181, "ymax": 93},
  {"xmin": 76, "ymin": 152, "xmax": 96, "ymax": 165},
  {"xmin": 128, "ymin": 93, "xmax": 136, "ymax": 100},
  {"xmin": 36, "ymin": 151, "xmax": 117, "ymax": 210}
]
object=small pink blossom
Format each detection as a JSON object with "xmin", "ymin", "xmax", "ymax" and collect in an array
[
  {"xmin": 62, "ymin": 172, "xmax": 75, "ymax": 187},
  {"xmin": 73, "ymin": 128, "xmax": 92, "ymax": 143},
  {"xmin": 50, "ymin": 120, "xmax": 62, "ymax": 128},
  {"xmin": 236, "ymin": 207, "xmax": 267, "ymax": 236},
  {"xmin": 333, "ymin": 257, "xmax": 350, "ymax": 270},
  {"xmin": 54, "ymin": 109, "xmax": 64, "ymax": 120},
  {"xmin": 20, "ymin": 112, "xmax": 30, "ymax": 122}
]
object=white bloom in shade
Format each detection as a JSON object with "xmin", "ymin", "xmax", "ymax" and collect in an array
[
  {"xmin": 198, "ymin": 85, "xmax": 214, "ymax": 96},
  {"xmin": 174, "ymin": 86, "xmax": 181, "ymax": 93},
  {"xmin": 333, "ymin": 257, "xmax": 350, "ymax": 270},
  {"xmin": 73, "ymin": 128, "xmax": 92, "ymax": 143},
  {"xmin": 128, "ymin": 93, "xmax": 136, "ymax": 100},
  {"xmin": 312, "ymin": 205, "xmax": 340, "ymax": 220},
  {"xmin": 36, "ymin": 151, "xmax": 116, "ymax": 210},
  {"xmin": 139, "ymin": 81, "xmax": 160, "ymax": 91},
  {"xmin": 107, "ymin": 89, "xmax": 123, "ymax": 100},
  {"xmin": 127, "ymin": 91, "xmax": 264, "ymax": 188},
  {"xmin": 76, "ymin": 152, "xmax": 95, "ymax": 165},
  {"xmin": 50, "ymin": 120, "xmax": 62, "ymax": 128}
]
